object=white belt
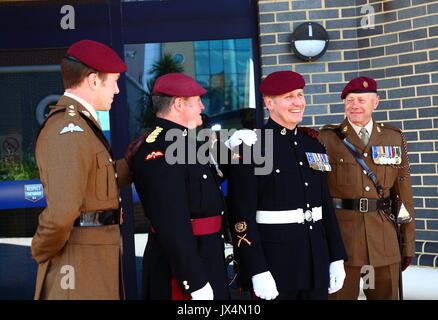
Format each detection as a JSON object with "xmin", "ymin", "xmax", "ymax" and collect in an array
[{"xmin": 256, "ymin": 207, "xmax": 322, "ymax": 224}]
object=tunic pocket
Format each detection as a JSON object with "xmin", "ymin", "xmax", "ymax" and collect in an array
[
  {"xmin": 96, "ymin": 151, "xmax": 117, "ymax": 201},
  {"xmin": 336, "ymin": 157, "xmax": 357, "ymax": 186}
]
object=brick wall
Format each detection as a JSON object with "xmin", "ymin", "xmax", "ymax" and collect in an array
[{"xmin": 258, "ymin": 0, "xmax": 438, "ymax": 268}]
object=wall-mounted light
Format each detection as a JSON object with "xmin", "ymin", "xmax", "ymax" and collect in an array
[{"xmin": 291, "ymin": 22, "xmax": 329, "ymax": 62}]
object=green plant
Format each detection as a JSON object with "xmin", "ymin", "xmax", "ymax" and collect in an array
[
  {"xmin": 0, "ymin": 154, "xmax": 39, "ymax": 181},
  {"xmin": 138, "ymin": 53, "xmax": 184, "ymax": 131}
]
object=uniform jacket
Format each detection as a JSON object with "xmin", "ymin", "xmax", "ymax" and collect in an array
[
  {"xmin": 318, "ymin": 118, "xmax": 415, "ymax": 268},
  {"xmin": 227, "ymin": 118, "xmax": 347, "ymax": 291},
  {"xmin": 132, "ymin": 118, "xmax": 229, "ymax": 300},
  {"xmin": 31, "ymin": 95, "xmax": 131, "ymax": 300}
]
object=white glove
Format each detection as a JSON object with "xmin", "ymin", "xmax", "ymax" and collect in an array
[
  {"xmin": 191, "ymin": 282, "xmax": 214, "ymax": 300},
  {"xmin": 328, "ymin": 260, "xmax": 346, "ymax": 294},
  {"xmin": 252, "ymin": 271, "xmax": 279, "ymax": 300},
  {"xmin": 225, "ymin": 129, "xmax": 257, "ymax": 149}
]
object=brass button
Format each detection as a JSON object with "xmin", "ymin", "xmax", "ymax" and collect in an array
[
  {"xmin": 364, "ymin": 153, "xmax": 368, "ymax": 157},
  {"xmin": 203, "ymin": 174, "xmax": 207, "ymax": 179},
  {"xmin": 365, "ymin": 186, "xmax": 370, "ymax": 191},
  {"xmin": 299, "ymin": 162, "xmax": 303, "ymax": 166},
  {"xmin": 340, "ymin": 158, "xmax": 344, "ymax": 162},
  {"xmin": 275, "ymin": 169, "xmax": 280, "ymax": 173}
]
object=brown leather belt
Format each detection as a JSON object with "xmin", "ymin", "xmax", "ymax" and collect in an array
[
  {"xmin": 73, "ymin": 209, "xmax": 120, "ymax": 227},
  {"xmin": 333, "ymin": 197, "xmax": 391, "ymax": 213}
]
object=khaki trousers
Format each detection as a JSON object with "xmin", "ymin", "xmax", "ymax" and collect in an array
[{"xmin": 329, "ymin": 263, "xmax": 400, "ymax": 300}]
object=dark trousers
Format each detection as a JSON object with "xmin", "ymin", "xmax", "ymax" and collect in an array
[{"xmin": 276, "ymin": 288, "xmax": 328, "ymax": 300}]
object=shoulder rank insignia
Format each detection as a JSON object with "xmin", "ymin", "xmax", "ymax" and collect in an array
[
  {"xmin": 146, "ymin": 126, "xmax": 163, "ymax": 143},
  {"xmin": 59, "ymin": 123, "xmax": 84, "ymax": 134},
  {"xmin": 305, "ymin": 152, "xmax": 332, "ymax": 171},
  {"xmin": 145, "ymin": 150, "xmax": 164, "ymax": 161},
  {"xmin": 371, "ymin": 146, "xmax": 402, "ymax": 165}
]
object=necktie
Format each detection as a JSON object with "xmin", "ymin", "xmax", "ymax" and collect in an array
[{"xmin": 360, "ymin": 127, "xmax": 370, "ymax": 146}]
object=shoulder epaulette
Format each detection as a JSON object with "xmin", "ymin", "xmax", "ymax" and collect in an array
[
  {"xmin": 377, "ymin": 122, "xmax": 402, "ymax": 132},
  {"xmin": 298, "ymin": 127, "xmax": 319, "ymax": 139},
  {"xmin": 145, "ymin": 126, "xmax": 164, "ymax": 143},
  {"xmin": 320, "ymin": 124, "xmax": 339, "ymax": 130},
  {"xmin": 63, "ymin": 104, "xmax": 81, "ymax": 120}
]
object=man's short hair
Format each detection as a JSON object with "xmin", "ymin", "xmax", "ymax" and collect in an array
[
  {"xmin": 152, "ymin": 94, "xmax": 176, "ymax": 115},
  {"xmin": 60, "ymin": 57, "xmax": 107, "ymax": 89}
]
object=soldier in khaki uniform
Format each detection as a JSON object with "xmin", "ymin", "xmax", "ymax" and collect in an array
[
  {"xmin": 31, "ymin": 40, "xmax": 132, "ymax": 300},
  {"xmin": 319, "ymin": 76, "xmax": 415, "ymax": 300}
]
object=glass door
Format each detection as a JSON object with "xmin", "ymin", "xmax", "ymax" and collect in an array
[{"xmin": 0, "ymin": 0, "xmax": 115, "ymax": 299}]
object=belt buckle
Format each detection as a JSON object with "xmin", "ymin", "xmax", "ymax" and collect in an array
[
  {"xmin": 80, "ymin": 211, "xmax": 100, "ymax": 227},
  {"xmin": 304, "ymin": 210, "xmax": 313, "ymax": 222},
  {"xmin": 359, "ymin": 198, "xmax": 369, "ymax": 213}
]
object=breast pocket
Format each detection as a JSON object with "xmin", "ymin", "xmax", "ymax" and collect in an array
[
  {"xmin": 96, "ymin": 151, "xmax": 117, "ymax": 201},
  {"xmin": 335, "ymin": 156, "xmax": 358, "ymax": 186}
]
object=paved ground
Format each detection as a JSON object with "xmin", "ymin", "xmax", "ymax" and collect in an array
[{"xmin": 1, "ymin": 235, "xmax": 437, "ymax": 300}]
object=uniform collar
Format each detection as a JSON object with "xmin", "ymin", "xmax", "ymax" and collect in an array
[
  {"xmin": 55, "ymin": 95, "xmax": 102, "ymax": 130},
  {"xmin": 155, "ymin": 117, "xmax": 189, "ymax": 136},
  {"xmin": 340, "ymin": 118, "xmax": 382, "ymax": 150},
  {"xmin": 63, "ymin": 92, "xmax": 99, "ymax": 124},
  {"xmin": 265, "ymin": 118, "xmax": 298, "ymax": 136},
  {"xmin": 348, "ymin": 118, "xmax": 373, "ymax": 137}
]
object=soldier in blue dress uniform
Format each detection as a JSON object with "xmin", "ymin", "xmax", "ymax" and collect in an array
[
  {"xmin": 227, "ymin": 71, "xmax": 348, "ymax": 300},
  {"xmin": 132, "ymin": 73, "xmax": 230, "ymax": 300}
]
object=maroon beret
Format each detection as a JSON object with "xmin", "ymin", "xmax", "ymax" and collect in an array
[
  {"xmin": 341, "ymin": 76, "xmax": 377, "ymax": 99},
  {"xmin": 152, "ymin": 73, "xmax": 206, "ymax": 97},
  {"xmin": 66, "ymin": 40, "xmax": 127, "ymax": 73},
  {"xmin": 259, "ymin": 71, "xmax": 305, "ymax": 95}
]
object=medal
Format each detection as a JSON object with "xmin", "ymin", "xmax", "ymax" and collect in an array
[
  {"xmin": 372, "ymin": 146, "xmax": 402, "ymax": 165},
  {"xmin": 305, "ymin": 152, "xmax": 331, "ymax": 172}
]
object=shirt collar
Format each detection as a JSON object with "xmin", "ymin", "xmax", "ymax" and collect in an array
[
  {"xmin": 63, "ymin": 92, "xmax": 99, "ymax": 123},
  {"xmin": 348, "ymin": 118, "xmax": 373, "ymax": 136}
]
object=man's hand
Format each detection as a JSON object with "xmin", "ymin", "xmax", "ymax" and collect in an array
[
  {"xmin": 225, "ymin": 129, "xmax": 257, "ymax": 149},
  {"xmin": 124, "ymin": 132, "xmax": 148, "ymax": 168},
  {"xmin": 401, "ymin": 256, "xmax": 412, "ymax": 271},
  {"xmin": 191, "ymin": 282, "xmax": 214, "ymax": 300},
  {"xmin": 251, "ymin": 271, "xmax": 279, "ymax": 300},
  {"xmin": 328, "ymin": 260, "xmax": 346, "ymax": 294}
]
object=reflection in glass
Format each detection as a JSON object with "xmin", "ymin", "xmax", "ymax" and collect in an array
[{"xmin": 124, "ymin": 38, "xmax": 255, "ymax": 138}]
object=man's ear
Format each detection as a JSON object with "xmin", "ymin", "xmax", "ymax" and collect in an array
[
  {"xmin": 263, "ymin": 96, "xmax": 274, "ymax": 112},
  {"xmin": 173, "ymin": 97, "xmax": 184, "ymax": 112},
  {"xmin": 86, "ymin": 72, "xmax": 99, "ymax": 90},
  {"xmin": 374, "ymin": 94, "xmax": 380, "ymax": 110}
]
